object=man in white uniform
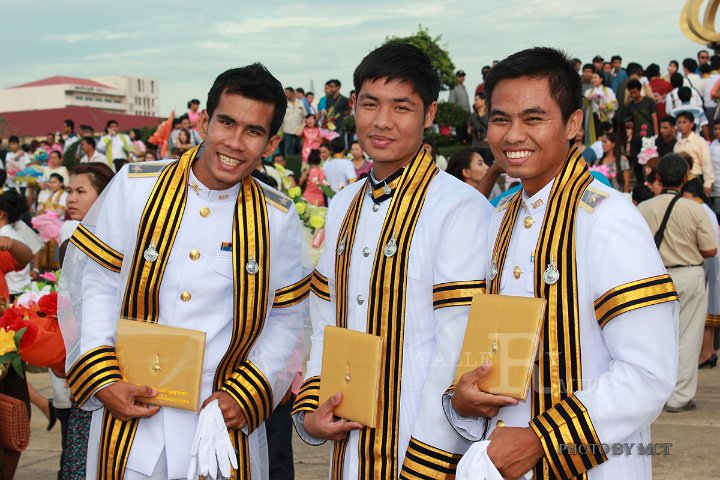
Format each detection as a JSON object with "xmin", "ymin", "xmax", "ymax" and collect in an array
[
  {"xmin": 291, "ymin": 43, "xmax": 493, "ymax": 479},
  {"xmin": 445, "ymin": 48, "xmax": 679, "ymax": 479},
  {"xmin": 64, "ymin": 64, "xmax": 308, "ymax": 479}
]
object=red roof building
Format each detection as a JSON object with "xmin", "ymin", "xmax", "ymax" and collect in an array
[
  {"xmin": 0, "ymin": 106, "xmax": 162, "ymax": 138},
  {"xmin": 10, "ymin": 76, "xmax": 114, "ymax": 90}
]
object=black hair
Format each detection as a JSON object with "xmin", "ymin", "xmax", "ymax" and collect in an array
[
  {"xmin": 645, "ymin": 63, "xmax": 661, "ymax": 78},
  {"xmin": 206, "ymin": 64, "xmax": 286, "ymax": 135},
  {"xmin": 329, "ymin": 137, "xmax": 345, "ymax": 154},
  {"xmin": 698, "ymin": 49, "xmax": 710, "ymax": 58},
  {"xmin": 353, "ymin": 42, "xmax": 441, "ymax": 111},
  {"xmin": 676, "ymin": 111, "xmax": 695, "ymax": 125},
  {"xmin": 296, "ymin": 87, "xmax": 305, "ymax": 94},
  {"xmin": 592, "ymin": 55, "xmax": 604, "ymax": 63},
  {"xmin": 632, "ymin": 184, "xmax": 654, "ymax": 204},
  {"xmin": 187, "ymin": 99, "xmax": 200, "ymax": 108},
  {"xmin": 700, "ymin": 63, "xmax": 712, "ymax": 75},
  {"xmin": 106, "ymin": 119, "xmax": 118, "ymax": 128},
  {"xmin": 64, "ymin": 119, "xmax": 75, "ymax": 130},
  {"xmin": 48, "ymin": 150, "xmax": 62, "ymax": 159},
  {"xmin": 484, "ymin": 47, "xmax": 581, "ymax": 122},
  {"xmin": 571, "ymin": 58, "xmax": 581, "ymax": 66},
  {"xmin": 79, "ymin": 124, "xmax": 94, "ymax": 133},
  {"xmin": 284, "ymin": 86, "xmax": 294, "ymax": 92},
  {"xmin": 272, "ymin": 152, "xmax": 284, "ymax": 160},
  {"xmin": 172, "ymin": 118, "xmax": 182, "ymax": 127},
  {"xmin": 325, "ymin": 79, "xmax": 341, "ymax": 88},
  {"xmin": 626, "ymin": 63, "xmax": 643, "ymax": 77},
  {"xmin": 47, "ymin": 132, "xmax": 55, "ymax": 139},
  {"xmin": 681, "ymin": 177, "xmax": 707, "ymax": 202},
  {"xmin": 82, "ymin": 136, "xmax": 96, "ymax": 148},
  {"xmin": 49, "ymin": 173, "xmax": 65, "ymax": 184},
  {"xmin": 72, "ymin": 162, "xmax": 116, "ymax": 194},
  {"xmin": 422, "ymin": 137, "xmax": 439, "ymax": 161},
  {"xmin": 669, "ymin": 60, "xmax": 679, "ymax": 69},
  {"xmin": 670, "ymin": 73, "xmax": 684, "ymax": 89},
  {"xmin": 130, "ymin": 128, "xmax": 141, "ymax": 139},
  {"xmin": 677, "ymin": 86, "xmax": 692, "ymax": 103},
  {"xmin": 627, "ymin": 79, "xmax": 642, "ymax": 91},
  {"xmin": 8, "ymin": 135, "xmax": 19, "ymax": 144},
  {"xmin": 0, "ymin": 190, "xmax": 28, "ymax": 223},
  {"xmin": 611, "ymin": 55, "xmax": 622, "ymax": 63},
  {"xmin": 305, "ymin": 113, "xmax": 315, "ymax": 120},
  {"xmin": 657, "ymin": 153, "xmax": 689, "ymax": 187},
  {"xmin": 446, "ymin": 149, "xmax": 477, "ymax": 182},
  {"xmin": 711, "ymin": 55, "xmax": 720, "ymax": 71},
  {"xmin": 179, "ymin": 114, "xmax": 190, "ymax": 122},
  {"xmin": 683, "ymin": 58, "xmax": 698, "ymax": 72},
  {"xmin": 306, "ymin": 91, "xmax": 314, "ymax": 97},
  {"xmin": 0, "ymin": 170, "xmax": 6, "ymax": 187},
  {"xmin": 582, "ymin": 63, "xmax": 593, "ymax": 72},
  {"xmin": 660, "ymin": 115, "xmax": 677, "ymax": 126},
  {"xmin": 307, "ymin": 149, "xmax": 321, "ymax": 165}
]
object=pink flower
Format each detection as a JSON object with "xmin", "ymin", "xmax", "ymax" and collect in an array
[{"xmin": 39, "ymin": 271, "xmax": 57, "ymax": 283}]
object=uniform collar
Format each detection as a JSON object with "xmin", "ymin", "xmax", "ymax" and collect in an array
[
  {"xmin": 367, "ymin": 167, "xmax": 404, "ymax": 204},
  {"xmin": 521, "ymin": 180, "xmax": 554, "ymax": 215},
  {"xmin": 188, "ymin": 168, "xmax": 241, "ymax": 202}
]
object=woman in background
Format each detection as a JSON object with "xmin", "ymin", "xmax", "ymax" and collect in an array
[{"xmin": 350, "ymin": 141, "xmax": 372, "ymax": 180}]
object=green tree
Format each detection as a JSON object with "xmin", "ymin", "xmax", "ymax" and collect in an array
[{"xmin": 384, "ymin": 25, "xmax": 456, "ymax": 90}]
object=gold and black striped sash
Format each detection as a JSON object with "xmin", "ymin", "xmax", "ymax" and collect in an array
[{"xmin": 331, "ymin": 147, "xmax": 438, "ymax": 479}]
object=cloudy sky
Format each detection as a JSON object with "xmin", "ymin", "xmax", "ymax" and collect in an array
[{"xmin": 0, "ymin": 0, "xmax": 704, "ymax": 114}]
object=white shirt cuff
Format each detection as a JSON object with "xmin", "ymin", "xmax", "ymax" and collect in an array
[
  {"xmin": 291, "ymin": 411, "xmax": 326, "ymax": 446},
  {"xmin": 442, "ymin": 391, "xmax": 487, "ymax": 442}
]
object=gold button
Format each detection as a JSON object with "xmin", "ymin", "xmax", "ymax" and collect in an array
[
  {"xmin": 180, "ymin": 291, "xmax": 192, "ymax": 302},
  {"xmin": 199, "ymin": 207, "xmax": 211, "ymax": 218},
  {"xmin": 513, "ymin": 266, "xmax": 522, "ymax": 279},
  {"xmin": 523, "ymin": 216, "xmax": 534, "ymax": 229},
  {"xmin": 189, "ymin": 249, "xmax": 201, "ymax": 261},
  {"xmin": 496, "ymin": 420, "xmax": 505, "ymax": 428}
]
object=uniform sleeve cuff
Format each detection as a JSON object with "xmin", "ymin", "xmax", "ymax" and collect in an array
[
  {"xmin": 400, "ymin": 436, "xmax": 462, "ymax": 479},
  {"xmin": 441, "ymin": 386, "xmax": 487, "ymax": 442},
  {"xmin": 291, "ymin": 376, "xmax": 320, "ymax": 415},
  {"xmin": 220, "ymin": 360, "xmax": 273, "ymax": 434},
  {"xmin": 67, "ymin": 346, "xmax": 122, "ymax": 407},
  {"xmin": 529, "ymin": 394, "xmax": 607, "ymax": 478}
]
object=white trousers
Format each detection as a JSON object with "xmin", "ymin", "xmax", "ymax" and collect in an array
[{"xmin": 124, "ymin": 448, "xmax": 168, "ymax": 480}]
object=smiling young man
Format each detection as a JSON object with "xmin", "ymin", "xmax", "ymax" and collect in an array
[
  {"xmin": 62, "ymin": 64, "xmax": 308, "ymax": 479},
  {"xmin": 291, "ymin": 43, "xmax": 493, "ymax": 479},
  {"xmin": 444, "ymin": 48, "xmax": 679, "ymax": 480}
]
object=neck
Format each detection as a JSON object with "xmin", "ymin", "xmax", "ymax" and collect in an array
[
  {"xmin": 681, "ymin": 131, "xmax": 692, "ymax": 139},
  {"xmin": 523, "ymin": 160, "xmax": 566, "ymax": 197},
  {"xmin": 373, "ymin": 155, "xmax": 414, "ymax": 181},
  {"xmin": 333, "ymin": 154, "xmax": 343, "ymax": 159}
]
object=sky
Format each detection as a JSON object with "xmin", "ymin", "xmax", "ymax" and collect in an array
[{"xmin": 0, "ymin": 0, "xmax": 707, "ymax": 115}]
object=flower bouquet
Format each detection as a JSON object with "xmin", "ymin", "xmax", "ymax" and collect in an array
[
  {"xmin": 31, "ymin": 211, "xmax": 63, "ymax": 243},
  {"xmin": 0, "ymin": 280, "xmax": 66, "ymax": 377},
  {"xmin": 287, "ymin": 187, "xmax": 329, "ymax": 266}
]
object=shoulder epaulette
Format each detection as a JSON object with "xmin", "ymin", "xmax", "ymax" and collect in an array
[
  {"xmin": 580, "ymin": 186, "xmax": 609, "ymax": 213},
  {"xmin": 495, "ymin": 193, "xmax": 516, "ymax": 212},
  {"xmin": 127, "ymin": 160, "xmax": 175, "ymax": 178},
  {"xmin": 257, "ymin": 181, "xmax": 292, "ymax": 213}
]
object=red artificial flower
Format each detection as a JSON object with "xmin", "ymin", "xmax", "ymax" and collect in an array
[
  {"xmin": 38, "ymin": 292, "xmax": 58, "ymax": 316},
  {"xmin": 0, "ymin": 307, "xmax": 21, "ymax": 330},
  {"xmin": 18, "ymin": 321, "xmax": 38, "ymax": 350}
]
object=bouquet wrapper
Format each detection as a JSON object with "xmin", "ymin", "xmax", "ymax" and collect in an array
[{"xmin": 19, "ymin": 314, "xmax": 66, "ymax": 372}]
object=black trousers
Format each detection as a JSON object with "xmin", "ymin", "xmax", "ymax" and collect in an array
[{"xmin": 265, "ymin": 400, "xmax": 294, "ymax": 480}]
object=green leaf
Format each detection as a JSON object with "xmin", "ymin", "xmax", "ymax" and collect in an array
[
  {"xmin": 13, "ymin": 327, "xmax": 27, "ymax": 346},
  {"xmin": 0, "ymin": 354, "xmax": 12, "ymax": 364},
  {"xmin": 11, "ymin": 356, "xmax": 24, "ymax": 378}
]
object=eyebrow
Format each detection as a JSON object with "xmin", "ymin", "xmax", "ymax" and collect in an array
[
  {"xmin": 358, "ymin": 93, "xmax": 417, "ymax": 105},
  {"xmin": 216, "ymin": 113, "xmax": 268, "ymax": 135},
  {"xmin": 489, "ymin": 107, "xmax": 548, "ymax": 117}
]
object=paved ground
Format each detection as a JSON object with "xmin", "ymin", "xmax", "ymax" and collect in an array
[{"xmin": 15, "ymin": 366, "xmax": 719, "ymax": 479}]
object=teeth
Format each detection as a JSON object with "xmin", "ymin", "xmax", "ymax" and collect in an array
[
  {"xmin": 219, "ymin": 153, "xmax": 241, "ymax": 166},
  {"xmin": 506, "ymin": 151, "xmax": 531, "ymax": 159}
]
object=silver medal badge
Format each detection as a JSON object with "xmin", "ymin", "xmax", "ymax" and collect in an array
[
  {"xmin": 488, "ymin": 257, "xmax": 498, "ymax": 281},
  {"xmin": 382, "ymin": 183, "xmax": 392, "ymax": 195},
  {"xmin": 543, "ymin": 255, "xmax": 560, "ymax": 285},
  {"xmin": 384, "ymin": 235, "xmax": 398, "ymax": 257},
  {"xmin": 246, "ymin": 255, "xmax": 259, "ymax": 275},
  {"xmin": 143, "ymin": 240, "xmax": 159, "ymax": 263},
  {"xmin": 337, "ymin": 234, "xmax": 347, "ymax": 255}
]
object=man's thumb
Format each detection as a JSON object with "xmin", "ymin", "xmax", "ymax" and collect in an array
[{"xmin": 464, "ymin": 363, "xmax": 491, "ymax": 383}]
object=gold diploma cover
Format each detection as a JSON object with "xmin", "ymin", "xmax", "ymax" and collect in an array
[
  {"xmin": 455, "ymin": 294, "xmax": 546, "ymax": 400},
  {"xmin": 318, "ymin": 326, "xmax": 382, "ymax": 428},
  {"xmin": 115, "ymin": 318, "xmax": 205, "ymax": 412}
]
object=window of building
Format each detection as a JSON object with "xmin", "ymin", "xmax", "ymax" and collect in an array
[
  {"xmin": 151, "ymin": 80, "xmax": 154, "ymax": 93},
  {"xmin": 113, "ymin": 99, "xmax": 121, "ymax": 103},
  {"xmin": 75, "ymin": 96, "xmax": 83, "ymax": 100},
  {"xmin": 137, "ymin": 79, "xmax": 141, "ymax": 91},
  {"xmin": 85, "ymin": 97, "xmax": 93, "ymax": 101},
  {"xmin": 104, "ymin": 98, "xmax": 112, "ymax": 103},
  {"xmin": 96, "ymin": 98, "xmax": 103, "ymax": 102}
]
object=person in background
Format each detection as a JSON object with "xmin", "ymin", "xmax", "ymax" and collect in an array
[
  {"xmin": 632, "ymin": 184, "xmax": 655, "ymax": 205},
  {"xmin": 5, "ymin": 135, "xmax": 31, "ymax": 191},
  {"xmin": 45, "ymin": 133, "xmax": 63, "ymax": 156},
  {"xmin": 61, "ymin": 119, "xmax": 79, "ymax": 155},
  {"xmin": 79, "ymin": 137, "xmax": 107, "ymax": 165},
  {"xmin": 349, "ymin": 141, "xmax": 372, "ymax": 180},
  {"xmin": 585, "ymin": 72, "xmax": 617, "ymax": 141},
  {"xmin": 0, "ymin": 190, "xmax": 37, "ymax": 480},
  {"xmin": 664, "ymin": 59, "xmax": 680, "ymax": 82},
  {"xmin": 300, "ymin": 114, "xmax": 324, "ymax": 164},
  {"xmin": 59, "ymin": 162, "xmax": 116, "ymax": 480},
  {"xmin": 647, "ymin": 63, "xmax": 673, "ymax": 119},
  {"xmin": 299, "ymin": 149, "xmax": 326, "ymax": 206},
  {"xmin": 144, "ymin": 149, "xmax": 159, "ymax": 162},
  {"xmin": 323, "ymin": 137, "xmax": 356, "ymax": 193},
  {"xmin": 639, "ymin": 154, "xmax": 716, "ymax": 413},
  {"xmin": 171, "ymin": 128, "xmax": 193, "ymax": 158},
  {"xmin": 96, "ymin": 120, "xmax": 132, "ymax": 172},
  {"xmin": 597, "ymin": 132, "xmax": 631, "ymax": 192},
  {"xmin": 187, "ymin": 98, "xmax": 201, "ymax": 127},
  {"xmin": 680, "ymin": 178, "xmax": 720, "ymax": 371},
  {"xmin": 574, "ymin": 127, "xmax": 597, "ymax": 164},
  {"xmin": 626, "ymin": 78, "xmax": 658, "ymax": 182},
  {"xmin": 305, "ymin": 91, "xmax": 318, "ymax": 116},
  {"xmin": 674, "ymin": 111, "xmax": 714, "ymax": 195},
  {"xmin": 709, "ymin": 123, "xmax": 720, "ymax": 219},
  {"xmin": 42, "ymin": 150, "xmax": 70, "ymax": 186},
  {"xmin": 423, "ymin": 137, "xmax": 447, "ymax": 170},
  {"xmin": 468, "ymin": 93, "xmax": 489, "ymax": 151},
  {"xmin": 128, "ymin": 128, "xmax": 146, "ymax": 162},
  {"xmin": 446, "ymin": 148, "xmax": 490, "ymax": 192},
  {"xmin": 282, "ymin": 87, "xmax": 307, "ymax": 157},
  {"xmin": 318, "ymin": 142, "xmax": 332, "ymax": 163},
  {"xmin": 672, "ymin": 86, "xmax": 710, "ymax": 140},
  {"xmin": 657, "ymin": 115, "xmax": 678, "ymax": 157}
]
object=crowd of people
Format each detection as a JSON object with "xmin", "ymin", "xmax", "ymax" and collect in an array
[{"xmin": 0, "ymin": 43, "xmax": 717, "ymax": 480}]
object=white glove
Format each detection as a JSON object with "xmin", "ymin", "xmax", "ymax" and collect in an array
[
  {"xmin": 187, "ymin": 400, "xmax": 230, "ymax": 480},
  {"xmin": 456, "ymin": 440, "xmax": 532, "ymax": 480},
  {"xmin": 213, "ymin": 399, "xmax": 238, "ymax": 479}
]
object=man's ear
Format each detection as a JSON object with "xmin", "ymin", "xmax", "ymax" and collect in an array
[
  {"xmin": 424, "ymin": 101, "xmax": 438, "ymax": 129},
  {"xmin": 197, "ymin": 110, "xmax": 209, "ymax": 139},
  {"xmin": 262, "ymin": 135, "xmax": 282, "ymax": 158},
  {"xmin": 565, "ymin": 109, "xmax": 584, "ymax": 141}
]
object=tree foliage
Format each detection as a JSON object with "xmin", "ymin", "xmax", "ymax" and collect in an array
[{"xmin": 384, "ymin": 25, "xmax": 456, "ymax": 91}]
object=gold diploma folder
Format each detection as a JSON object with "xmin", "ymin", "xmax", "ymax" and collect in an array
[
  {"xmin": 318, "ymin": 326, "xmax": 382, "ymax": 428},
  {"xmin": 115, "ymin": 318, "xmax": 205, "ymax": 412},
  {"xmin": 455, "ymin": 294, "xmax": 546, "ymax": 400}
]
